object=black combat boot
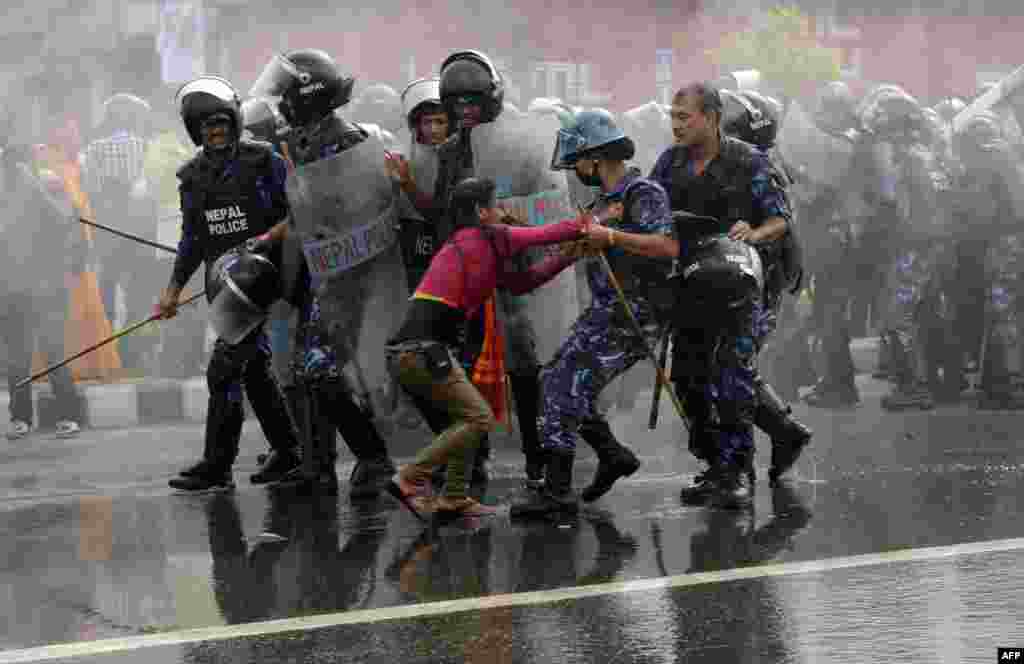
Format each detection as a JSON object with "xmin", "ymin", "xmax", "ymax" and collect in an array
[
  {"xmin": 578, "ymin": 419, "xmax": 640, "ymax": 502},
  {"xmin": 509, "ymin": 369, "xmax": 545, "ymax": 489},
  {"xmin": 275, "ymin": 385, "xmax": 339, "ymax": 495},
  {"xmin": 250, "ymin": 448, "xmax": 302, "ymax": 484},
  {"xmin": 880, "ymin": 332, "xmax": 934, "ymax": 411},
  {"xmin": 708, "ymin": 450, "xmax": 754, "ymax": 511},
  {"xmin": 753, "ymin": 377, "xmax": 813, "ymax": 485},
  {"xmin": 169, "ymin": 469, "xmax": 235, "ymax": 492},
  {"xmin": 510, "ymin": 450, "xmax": 579, "ymax": 518},
  {"xmin": 172, "ymin": 391, "xmax": 243, "ymax": 490},
  {"xmin": 322, "ymin": 379, "xmax": 395, "ymax": 499},
  {"xmin": 680, "ymin": 465, "xmax": 719, "ymax": 505}
]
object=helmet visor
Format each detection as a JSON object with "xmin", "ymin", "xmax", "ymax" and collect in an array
[
  {"xmin": 248, "ymin": 54, "xmax": 309, "ymax": 99},
  {"xmin": 176, "ymin": 77, "xmax": 237, "ymax": 108},
  {"xmin": 550, "ymin": 128, "xmax": 588, "ymax": 170}
]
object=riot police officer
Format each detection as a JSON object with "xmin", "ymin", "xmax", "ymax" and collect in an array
[
  {"xmin": 651, "ymin": 83, "xmax": 808, "ymax": 507},
  {"xmin": 248, "ymin": 49, "xmax": 399, "ymax": 496},
  {"xmin": 513, "ymin": 108, "xmax": 671, "ymax": 518},
  {"xmin": 159, "ymin": 76, "xmax": 301, "ymax": 492}
]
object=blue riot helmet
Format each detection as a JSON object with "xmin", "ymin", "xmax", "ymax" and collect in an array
[{"xmin": 550, "ymin": 108, "xmax": 635, "ymax": 170}]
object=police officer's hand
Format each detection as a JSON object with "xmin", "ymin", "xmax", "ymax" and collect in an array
[
  {"xmin": 157, "ymin": 286, "xmax": 182, "ymax": 320},
  {"xmin": 581, "ymin": 217, "xmax": 616, "ymax": 252},
  {"xmin": 728, "ymin": 221, "xmax": 756, "ymax": 243}
]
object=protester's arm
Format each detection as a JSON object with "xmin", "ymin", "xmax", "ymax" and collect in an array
[
  {"xmin": 500, "ymin": 216, "xmax": 586, "ymax": 256},
  {"xmin": 502, "ymin": 253, "xmax": 579, "ymax": 295}
]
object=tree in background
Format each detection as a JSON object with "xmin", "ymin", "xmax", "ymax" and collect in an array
[{"xmin": 707, "ymin": 6, "xmax": 842, "ymax": 103}]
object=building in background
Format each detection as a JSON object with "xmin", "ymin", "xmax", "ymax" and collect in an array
[{"xmin": 0, "ymin": 1, "xmax": 1021, "ymax": 135}]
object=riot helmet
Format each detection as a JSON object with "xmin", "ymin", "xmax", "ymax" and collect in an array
[
  {"xmin": 439, "ymin": 50, "xmax": 504, "ymax": 124},
  {"xmin": 859, "ymin": 85, "xmax": 925, "ymax": 141},
  {"xmin": 98, "ymin": 93, "xmax": 152, "ymax": 137},
  {"xmin": 249, "ymin": 49, "xmax": 355, "ymax": 127},
  {"xmin": 352, "ymin": 83, "xmax": 403, "ymax": 134},
  {"xmin": 934, "ymin": 97, "xmax": 966, "ymax": 124},
  {"xmin": 712, "ymin": 69, "xmax": 762, "ymax": 92},
  {"xmin": 241, "ymin": 97, "xmax": 281, "ymax": 143},
  {"xmin": 721, "ymin": 89, "xmax": 782, "ymax": 149},
  {"xmin": 207, "ymin": 250, "xmax": 282, "ymax": 345},
  {"xmin": 956, "ymin": 112, "xmax": 1004, "ymax": 154},
  {"xmin": 814, "ymin": 81, "xmax": 857, "ymax": 133},
  {"xmin": 551, "ymin": 107, "xmax": 635, "ymax": 171},
  {"xmin": 448, "ymin": 176, "xmax": 497, "ymax": 230},
  {"xmin": 401, "ymin": 77, "xmax": 445, "ymax": 134},
  {"xmin": 176, "ymin": 76, "xmax": 242, "ymax": 148},
  {"xmin": 670, "ymin": 210, "xmax": 764, "ymax": 310},
  {"xmin": 527, "ymin": 97, "xmax": 566, "ymax": 116}
]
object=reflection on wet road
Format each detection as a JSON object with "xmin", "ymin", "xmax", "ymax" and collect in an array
[{"xmin": 2, "ymin": 381, "xmax": 1024, "ymax": 662}]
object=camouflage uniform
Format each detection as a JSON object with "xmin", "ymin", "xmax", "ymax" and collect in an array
[{"xmin": 539, "ymin": 170, "xmax": 671, "ymax": 454}]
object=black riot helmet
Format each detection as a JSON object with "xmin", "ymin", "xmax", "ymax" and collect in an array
[
  {"xmin": 249, "ymin": 49, "xmax": 355, "ymax": 127},
  {"xmin": 175, "ymin": 76, "xmax": 242, "ymax": 148},
  {"xmin": 207, "ymin": 250, "xmax": 282, "ymax": 345},
  {"xmin": 98, "ymin": 92, "xmax": 152, "ymax": 137},
  {"xmin": 721, "ymin": 89, "xmax": 782, "ymax": 149},
  {"xmin": 439, "ymin": 50, "xmax": 504, "ymax": 124},
  {"xmin": 449, "ymin": 177, "xmax": 497, "ymax": 230}
]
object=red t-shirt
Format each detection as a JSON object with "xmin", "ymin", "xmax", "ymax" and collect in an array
[{"xmin": 414, "ymin": 218, "xmax": 583, "ymax": 318}]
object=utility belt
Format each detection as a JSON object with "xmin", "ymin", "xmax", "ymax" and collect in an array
[{"xmin": 385, "ymin": 339, "xmax": 458, "ymax": 381}]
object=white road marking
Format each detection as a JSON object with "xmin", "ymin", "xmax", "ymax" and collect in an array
[{"xmin": 3, "ymin": 536, "xmax": 1024, "ymax": 662}]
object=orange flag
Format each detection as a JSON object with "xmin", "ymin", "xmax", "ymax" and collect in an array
[
  {"xmin": 36, "ymin": 145, "xmax": 123, "ymax": 381},
  {"xmin": 471, "ymin": 296, "xmax": 508, "ymax": 427}
]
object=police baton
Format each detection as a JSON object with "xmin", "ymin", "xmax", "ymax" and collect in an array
[
  {"xmin": 570, "ymin": 194, "xmax": 688, "ymax": 429},
  {"xmin": 648, "ymin": 325, "xmax": 671, "ymax": 429},
  {"xmin": 596, "ymin": 251, "xmax": 688, "ymax": 430},
  {"xmin": 15, "ymin": 291, "xmax": 205, "ymax": 389},
  {"xmin": 79, "ymin": 217, "xmax": 179, "ymax": 255}
]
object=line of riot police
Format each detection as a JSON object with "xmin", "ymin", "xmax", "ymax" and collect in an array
[{"xmin": 155, "ymin": 45, "xmax": 870, "ymax": 517}]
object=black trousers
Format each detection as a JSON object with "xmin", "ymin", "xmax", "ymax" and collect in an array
[
  {"xmin": 2, "ymin": 292, "xmax": 81, "ymax": 425},
  {"xmin": 203, "ymin": 330, "xmax": 299, "ymax": 471}
]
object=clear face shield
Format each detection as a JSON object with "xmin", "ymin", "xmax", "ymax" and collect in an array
[
  {"xmin": 249, "ymin": 54, "xmax": 309, "ymax": 100},
  {"xmin": 208, "ymin": 255, "xmax": 272, "ymax": 345},
  {"xmin": 550, "ymin": 128, "xmax": 587, "ymax": 170}
]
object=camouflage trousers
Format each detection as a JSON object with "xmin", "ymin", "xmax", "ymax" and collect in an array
[
  {"xmin": 981, "ymin": 233, "xmax": 1024, "ymax": 388},
  {"xmin": 877, "ymin": 245, "xmax": 944, "ymax": 385},
  {"xmin": 538, "ymin": 301, "xmax": 658, "ymax": 453},
  {"xmin": 670, "ymin": 300, "xmax": 758, "ymax": 470}
]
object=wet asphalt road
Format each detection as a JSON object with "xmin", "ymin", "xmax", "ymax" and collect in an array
[{"xmin": 3, "ymin": 375, "xmax": 1024, "ymax": 663}]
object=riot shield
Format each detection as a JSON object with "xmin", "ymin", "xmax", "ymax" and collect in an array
[
  {"xmin": 469, "ymin": 115, "xmax": 581, "ymax": 365},
  {"xmin": 953, "ymin": 64, "xmax": 1024, "ymax": 135},
  {"xmin": 285, "ymin": 131, "xmax": 408, "ymax": 407},
  {"xmin": 777, "ymin": 100, "xmax": 854, "ymax": 188},
  {"xmin": 395, "ymin": 139, "xmax": 442, "ymax": 292}
]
